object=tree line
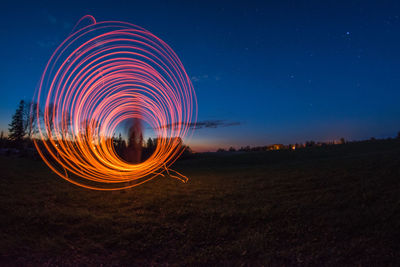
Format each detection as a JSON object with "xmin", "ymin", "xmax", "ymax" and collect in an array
[
  {"xmin": 216, "ymin": 134, "xmax": 400, "ymax": 153},
  {"xmin": 2, "ymin": 100, "xmax": 193, "ymax": 162}
]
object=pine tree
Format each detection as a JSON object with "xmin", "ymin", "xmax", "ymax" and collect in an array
[
  {"xmin": 23, "ymin": 101, "xmax": 40, "ymax": 139},
  {"xmin": 0, "ymin": 131, "xmax": 4, "ymax": 148},
  {"xmin": 8, "ymin": 100, "xmax": 26, "ymax": 142},
  {"xmin": 146, "ymin": 137, "xmax": 154, "ymax": 149}
]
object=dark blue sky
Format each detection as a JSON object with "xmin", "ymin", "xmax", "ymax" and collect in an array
[{"xmin": 1, "ymin": 0, "xmax": 400, "ymax": 151}]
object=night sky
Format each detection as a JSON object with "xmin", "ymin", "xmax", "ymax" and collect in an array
[{"xmin": 1, "ymin": 0, "xmax": 400, "ymax": 151}]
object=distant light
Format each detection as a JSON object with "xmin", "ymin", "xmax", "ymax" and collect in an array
[{"xmin": 346, "ymin": 31, "xmax": 350, "ymax": 35}]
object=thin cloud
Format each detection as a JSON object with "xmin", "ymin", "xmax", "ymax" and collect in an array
[
  {"xmin": 191, "ymin": 74, "xmax": 221, "ymax": 83},
  {"xmin": 159, "ymin": 120, "xmax": 241, "ymax": 130},
  {"xmin": 191, "ymin": 75, "xmax": 207, "ymax": 82},
  {"xmin": 36, "ymin": 40, "xmax": 56, "ymax": 48}
]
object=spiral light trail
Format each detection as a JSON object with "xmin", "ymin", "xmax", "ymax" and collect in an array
[{"xmin": 34, "ymin": 15, "xmax": 197, "ymax": 190}]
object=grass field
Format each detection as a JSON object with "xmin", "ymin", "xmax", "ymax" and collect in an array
[{"xmin": 1, "ymin": 139, "xmax": 400, "ymax": 266}]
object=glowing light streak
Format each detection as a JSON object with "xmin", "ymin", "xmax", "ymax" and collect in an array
[{"xmin": 34, "ymin": 16, "xmax": 197, "ymax": 190}]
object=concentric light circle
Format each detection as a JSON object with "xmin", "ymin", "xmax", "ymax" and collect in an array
[{"xmin": 34, "ymin": 15, "xmax": 197, "ymax": 190}]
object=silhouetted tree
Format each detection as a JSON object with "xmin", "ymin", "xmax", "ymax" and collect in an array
[
  {"xmin": 8, "ymin": 100, "xmax": 26, "ymax": 142},
  {"xmin": 146, "ymin": 137, "xmax": 154, "ymax": 150},
  {"xmin": 80, "ymin": 118, "xmax": 100, "ymax": 145},
  {"xmin": 60, "ymin": 110, "xmax": 71, "ymax": 138},
  {"xmin": 397, "ymin": 132, "xmax": 400, "ymax": 139},
  {"xmin": 142, "ymin": 137, "xmax": 156, "ymax": 160},
  {"xmin": 181, "ymin": 144, "xmax": 193, "ymax": 158},
  {"xmin": 117, "ymin": 133, "xmax": 124, "ymax": 151},
  {"xmin": 305, "ymin": 141, "xmax": 315, "ymax": 147},
  {"xmin": 228, "ymin": 146, "xmax": 236, "ymax": 152},
  {"xmin": 152, "ymin": 138, "xmax": 158, "ymax": 148},
  {"xmin": 0, "ymin": 131, "xmax": 4, "ymax": 148},
  {"xmin": 45, "ymin": 103, "xmax": 57, "ymax": 139},
  {"xmin": 112, "ymin": 133, "xmax": 126, "ymax": 157},
  {"xmin": 23, "ymin": 101, "xmax": 40, "ymax": 139}
]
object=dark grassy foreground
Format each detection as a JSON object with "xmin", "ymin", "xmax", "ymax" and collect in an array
[{"xmin": 1, "ymin": 140, "xmax": 400, "ymax": 266}]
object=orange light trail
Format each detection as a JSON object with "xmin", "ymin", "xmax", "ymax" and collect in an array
[{"xmin": 33, "ymin": 16, "xmax": 197, "ymax": 190}]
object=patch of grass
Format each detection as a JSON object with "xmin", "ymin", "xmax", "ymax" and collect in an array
[{"xmin": 0, "ymin": 139, "xmax": 400, "ymax": 265}]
